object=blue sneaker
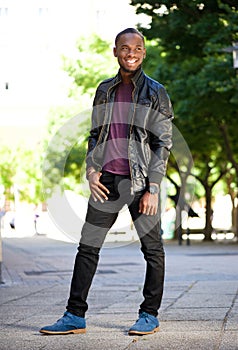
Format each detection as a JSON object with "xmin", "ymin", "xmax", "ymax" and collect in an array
[
  {"xmin": 128, "ymin": 311, "xmax": 159, "ymax": 335},
  {"xmin": 39, "ymin": 311, "xmax": 86, "ymax": 335}
]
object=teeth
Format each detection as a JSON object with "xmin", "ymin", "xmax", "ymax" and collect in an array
[{"xmin": 127, "ymin": 60, "xmax": 136, "ymax": 64}]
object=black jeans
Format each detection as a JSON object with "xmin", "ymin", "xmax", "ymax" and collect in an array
[{"xmin": 66, "ymin": 171, "xmax": 164, "ymax": 317}]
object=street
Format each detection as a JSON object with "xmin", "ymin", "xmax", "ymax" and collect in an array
[{"xmin": 0, "ymin": 235, "xmax": 237, "ymax": 350}]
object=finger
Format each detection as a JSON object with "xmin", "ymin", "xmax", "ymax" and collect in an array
[
  {"xmin": 96, "ymin": 187, "xmax": 109, "ymax": 200},
  {"xmin": 139, "ymin": 199, "xmax": 144, "ymax": 213},
  {"xmin": 98, "ymin": 182, "xmax": 110, "ymax": 194},
  {"xmin": 91, "ymin": 191, "xmax": 98, "ymax": 202},
  {"xmin": 143, "ymin": 205, "xmax": 148, "ymax": 215},
  {"xmin": 146, "ymin": 206, "xmax": 151, "ymax": 216},
  {"xmin": 90, "ymin": 187, "xmax": 98, "ymax": 202},
  {"xmin": 150, "ymin": 205, "xmax": 158, "ymax": 216},
  {"xmin": 92, "ymin": 190, "xmax": 105, "ymax": 203},
  {"xmin": 91, "ymin": 186, "xmax": 109, "ymax": 202}
]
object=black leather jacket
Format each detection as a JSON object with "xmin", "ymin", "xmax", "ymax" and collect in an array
[{"xmin": 86, "ymin": 68, "xmax": 174, "ymax": 193}]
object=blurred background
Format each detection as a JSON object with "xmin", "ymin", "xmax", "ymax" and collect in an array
[{"xmin": 0, "ymin": 0, "xmax": 237, "ymax": 244}]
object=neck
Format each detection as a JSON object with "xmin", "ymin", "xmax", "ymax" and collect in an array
[
  {"xmin": 119, "ymin": 66, "xmax": 142, "ymax": 84},
  {"xmin": 120, "ymin": 69, "xmax": 134, "ymax": 84}
]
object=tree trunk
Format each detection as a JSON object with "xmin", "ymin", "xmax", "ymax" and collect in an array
[
  {"xmin": 175, "ymin": 204, "xmax": 183, "ymax": 244},
  {"xmin": 203, "ymin": 186, "xmax": 213, "ymax": 241},
  {"xmin": 224, "ymin": 173, "xmax": 237, "ymax": 240},
  {"xmin": 234, "ymin": 196, "xmax": 238, "ymax": 240}
]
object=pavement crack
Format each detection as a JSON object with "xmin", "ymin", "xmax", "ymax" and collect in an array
[
  {"xmin": 163, "ymin": 280, "xmax": 198, "ymax": 311},
  {"xmin": 122, "ymin": 337, "xmax": 139, "ymax": 349},
  {"xmin": 214, "ymin": 287, "xmax": 238, "ymax": 350},
  {"xmin": 0, "ymin": 283, "xmax": 59, "ymax": 306}
]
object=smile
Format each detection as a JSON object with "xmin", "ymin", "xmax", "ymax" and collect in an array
[{"xmin": 126, "ymin": 59, "xmax": 137, "ymax": 64}]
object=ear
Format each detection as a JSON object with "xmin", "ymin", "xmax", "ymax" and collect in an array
[
  {"xmin": 113, "ymin": 47, "xmax": 117, "ymax": 57},
  {"xmin": 143, "ymin": 48, "xmax": 146, "ymax": 59}
]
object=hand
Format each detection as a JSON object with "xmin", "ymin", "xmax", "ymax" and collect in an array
[
  {"xmin": 139, "ymin": 191, "xmax": 158, "ymax": 216},
  {"xmin": 88, "ymin": 172, "xmax": 110, "ymax": 203}
]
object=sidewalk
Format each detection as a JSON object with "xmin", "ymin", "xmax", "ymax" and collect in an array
[{"xmin": 0, "ymin": 235, "xmax": 237, "ymax": 350}]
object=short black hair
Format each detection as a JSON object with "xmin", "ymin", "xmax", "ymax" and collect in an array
[{"xmin": 115, "ymin": 28, "xmax": 145, "ymax": 46}]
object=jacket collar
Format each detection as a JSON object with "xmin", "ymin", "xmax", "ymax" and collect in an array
[{"xmin": 115, "ymin": 67, "xmax": 145, "ymax": 86}]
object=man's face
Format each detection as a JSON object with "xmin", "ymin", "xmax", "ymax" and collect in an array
[{"xmin": 113, "ymin": 33, "xmax": 146, "ymax": 74}]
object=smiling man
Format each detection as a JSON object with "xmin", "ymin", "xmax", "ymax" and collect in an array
[
  {"xmin": 114, "ymin": 30, "xmax": 145, "ymax": 75},
  {"xmin": 40, "ymin": 28, "xmax": 173, "ymax": 336}
]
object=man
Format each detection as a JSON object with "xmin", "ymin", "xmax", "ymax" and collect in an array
[{"xmin": 40, "ymin": 27, "xmax": 173, "ymax": 336}]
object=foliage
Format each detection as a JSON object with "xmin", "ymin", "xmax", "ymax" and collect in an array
[
  {"xmin": 62, "ymin": 34, "xmax": 118, "ymax": 97},
  {"xmin": 0, "ymin": 146, "xmax": 43, "ymax": 207},
  {"xmin": 132, "ymin": 0, "xmax": 238, "ymax": 155},
  {"xmin": 42, "ymin": 113, "xmax": 90, "ymax": 199},
  {"xmin": 44, "ymin": 34, "xmax": 119, "ymax": 196},
  {"xmin": 133, "ymin": 0, "xmax": 238, "ymax": 238}
]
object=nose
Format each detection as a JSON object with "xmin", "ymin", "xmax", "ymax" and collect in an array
[{"xmin": 127, "ymin": 49, "xmax": 136, "ymax": 55}]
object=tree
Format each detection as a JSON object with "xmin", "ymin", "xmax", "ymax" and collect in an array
[
  {"xmin": 43, "ymin": 34, "xmax": 119, "ymax": 197},
  {"xmin": 62, "ymin": 34, "xmax": 118, "ymax": 98},
  {"xmin": 0, "ymin": 146, "xmax": 43, "ymax": 209},
  {"xmin": 42, "ymin": 111, "xmax": 90, "ymax": 199},
  {"xmin": 132, "ymin": 0, "xmax": 238, "ymax": 239},
  {"xmin": 0, "ymin": 147, "xmax": 17, "ymax": 208}
]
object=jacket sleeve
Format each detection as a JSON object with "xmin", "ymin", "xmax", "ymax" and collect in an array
[
  {"xmin": 85, "ymin": 88, "xmax": 103, "ymax": 171},
  {"xmin": 147, "ymin": 85, "xmax": 174, "ymax": 185},
  {"xmin": 85, "ymin": 75, "xmax": 117, "ymax": 172}
]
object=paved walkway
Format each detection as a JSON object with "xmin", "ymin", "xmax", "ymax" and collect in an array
[{"xmin": 0, "ymin": 235, "xmax": 237, "ymax": 350}]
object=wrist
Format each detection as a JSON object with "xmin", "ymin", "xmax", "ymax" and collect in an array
[
  {"xmin": 86, "ymin": 167, "xmax": 97, "ymax": 180},
  {"xmin": 147, "ymin": 184, "xmax": 159, "ymax": 195}
]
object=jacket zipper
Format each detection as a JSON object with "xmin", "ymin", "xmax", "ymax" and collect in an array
[{"xmin": 128, "ymin": 86, "xmax": 136, "ymax": 195}]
